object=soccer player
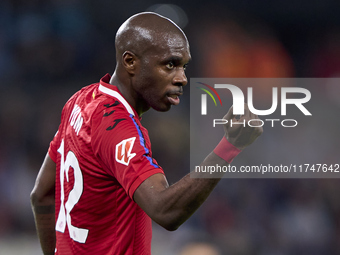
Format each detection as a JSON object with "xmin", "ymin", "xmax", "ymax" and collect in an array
[{"xmin": 31, "ymin": 12, "xmax": 262, "ymax": 255}]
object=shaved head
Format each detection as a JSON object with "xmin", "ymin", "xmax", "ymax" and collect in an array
[
  {"xmin": 115, "ymin": 12, "xmax": 189, "ymax": 60},
  {"xmin": 111, "ymin": 12, "xmax": 191, "ymax": 115}
]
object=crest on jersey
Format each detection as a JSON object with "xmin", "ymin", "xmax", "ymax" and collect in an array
[{"xmin": 115, "ymin": 137, "xmax": 137, "ymax": 165}]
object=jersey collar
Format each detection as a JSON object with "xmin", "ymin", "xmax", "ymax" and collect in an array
[{"xmin": 98, "ymin": 74, "xmax": 139, "ymax": 118}]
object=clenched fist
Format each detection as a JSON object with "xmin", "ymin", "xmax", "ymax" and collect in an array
[{"xmin": 223, "ymin": 104, "xmax": 263, "ymax": 150}]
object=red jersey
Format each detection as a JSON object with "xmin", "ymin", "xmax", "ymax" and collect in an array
[{"xmin": 48, "ymin": 74, "xmax": 164, "ymax": 254}]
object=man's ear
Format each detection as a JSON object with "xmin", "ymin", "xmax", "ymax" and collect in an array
[{"xmin": 122, "ymin": 51, "xmax": 138, "ymax": 75}]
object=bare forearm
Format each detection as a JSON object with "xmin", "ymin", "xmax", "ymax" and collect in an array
[
  {"xmin": 157, "ymin": 176, "xmax": 219, "ymax": 229},
  {"xmin": 31, "ymin": 153, "xmax": 56, "ymax": 254},
  {"xmin": 32, "ymin": 204, "xmax": 56, "ymax": 255},
  {"xmin": 135, "ymin": 152, "xmax": 228, "ymax": 230},
  {"xmin": 161, "ymin": 152, "xmax": 227, "ymax": 228}
]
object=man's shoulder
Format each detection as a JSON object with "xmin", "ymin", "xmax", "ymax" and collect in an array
[{"xmin": 63, "ymin": 82, "xmax": 99, "ymax": 108}]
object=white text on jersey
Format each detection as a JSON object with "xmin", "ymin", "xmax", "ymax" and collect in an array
[{"xmin": 69, "ymin": 104, "xmax": 83, "ymax": 136}]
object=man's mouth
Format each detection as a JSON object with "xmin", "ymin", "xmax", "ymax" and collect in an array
[{"xmin": 167, "ymin": 92, "xmax": 182, "ymax": 106}]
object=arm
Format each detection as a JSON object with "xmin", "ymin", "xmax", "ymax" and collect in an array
[
  {"xmin": 30, "ymin": 153, "xmax": 56, "ymax": 255},
  {"xmin": 134, "ymin": 153, "xmax": 225, "ymax": 231},
  {"xmin": 134, "ymin": 105, "xmax": 263, "ymax": 231}
]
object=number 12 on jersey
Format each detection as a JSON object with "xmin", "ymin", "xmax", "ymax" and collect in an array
[{"xmin": 55, "ymin": 139, "xmax": 89, "ymax": 243}]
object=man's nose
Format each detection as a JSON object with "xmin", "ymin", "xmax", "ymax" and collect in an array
[{"xmin": 173, "ymin": 68, "xmax": 187, "ymax": 86}]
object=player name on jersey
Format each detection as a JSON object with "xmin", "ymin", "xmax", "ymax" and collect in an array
[{"xmin": 69, "ymin": 104, "xmax": 83, "ymax": 135}]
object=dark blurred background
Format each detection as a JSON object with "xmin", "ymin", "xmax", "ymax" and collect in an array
[{"xmin": 1, "ymin": 0, "xmax": 340, "ymax": 254}]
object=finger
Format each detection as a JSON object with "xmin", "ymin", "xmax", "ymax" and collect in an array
[
  {"xmin": 227, "ymin": 103, "xmax": 250, "ymax": 120},
  {"xmin": 247, "ymin": 106, "xmax": 258, "ymax": 119},
  {"xmin": 231, "ymin": 103, "xmax": 249, "ymax": 121},
  {"xmin": 223, "ymin": 105, "xmax": 235, "ymax": 121},
  {"xmin": 248, "ymin": 110, "xmax": 263, "ymax": 127},
  {"xmin": 243, "ymin": 103, "xmax": 252, "ymax": 119}
]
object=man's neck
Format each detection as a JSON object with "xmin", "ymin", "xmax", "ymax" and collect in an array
[{"xmin": 109, "ymin": 73, "xmax": 150, "ymax": 117}]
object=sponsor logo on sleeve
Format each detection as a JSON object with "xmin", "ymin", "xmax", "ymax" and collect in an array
[{"xmin": 115, "ymin": 137, "xmax": 136, "ymax": 165}]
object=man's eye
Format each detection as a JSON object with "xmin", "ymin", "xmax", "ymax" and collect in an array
[
  {"xmin": 183, "ymin": 64, "xmax": 188, "ymax": 71},
  {"xmin": 166, "ymin": 62, "xmax": 174, "ymax": 69}
]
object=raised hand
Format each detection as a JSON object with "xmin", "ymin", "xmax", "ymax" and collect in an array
[{"xmin": 223, "ymin": 104, "xmax": 263, "ymax": 150}]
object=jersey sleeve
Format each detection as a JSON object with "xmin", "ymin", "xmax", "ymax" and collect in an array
[
  {"xmin": 48, "ymin": 102, "xmax": 71, "ymax": 163},
  {"xmin": 91, "ymin": 102, "xmax": 164, "ymax": 199},
  {"xmin": 48, "ymin": 129, "xmax": 60, "ymax": 162},
  {"xmin": 47, "ymin": 95, "xmax": 77, "ymax": 163}
]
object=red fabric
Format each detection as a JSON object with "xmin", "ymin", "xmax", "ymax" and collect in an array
[{"xmin": 49, "ymin": 74, "xmax": 164, "ymax": 255}]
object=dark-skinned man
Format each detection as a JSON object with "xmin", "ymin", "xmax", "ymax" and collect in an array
[{"xmin": 31, "ymin": 12, "xmax": 262, "ymax": 255}]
